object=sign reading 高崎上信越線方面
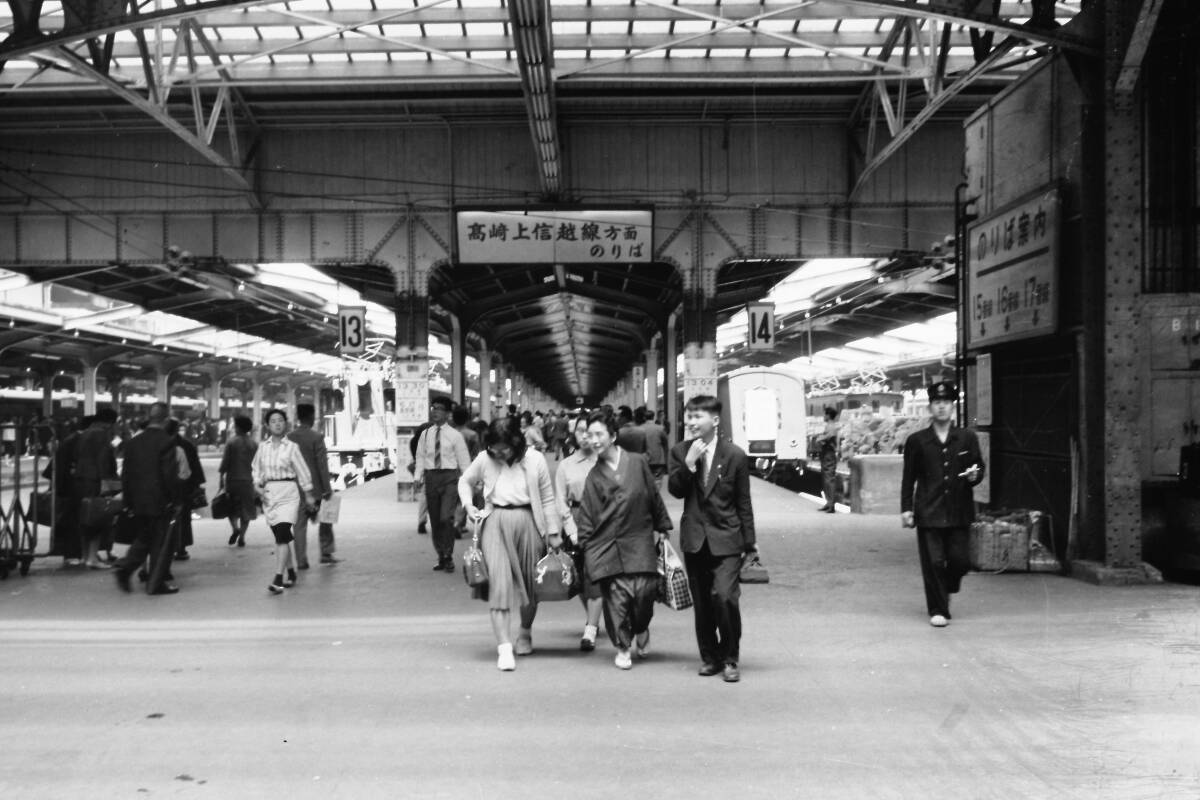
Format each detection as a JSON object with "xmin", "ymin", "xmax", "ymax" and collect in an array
[
  {"xmin": 455, "ymin": 209, "xmax": 654, "ymax": 264},
  {"xmin": 966, "ymin": 187, "xmax": 1059, "ymax": 350}
]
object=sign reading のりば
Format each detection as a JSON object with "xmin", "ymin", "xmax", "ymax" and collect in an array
[
  {"xmin": 455, "ymin": 209, "xmax": 654, "ymax": 264},
  {"xmin": 966, "ymin": 187, "xmax": 1059, "ymax": 349}
]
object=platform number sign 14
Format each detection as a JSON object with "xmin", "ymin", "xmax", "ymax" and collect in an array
[
  {"xmin": 747, "ymin": 303, "xmax": 775, "ymax": 351},
  {"xmin": 338, "ymin": 306, "xmax": 367, "ymax": 356}
]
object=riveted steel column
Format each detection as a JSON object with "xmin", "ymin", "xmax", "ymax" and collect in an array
[
  {"xmin": 1102, "ymin": 0, "xmax": 1144, "ymax": 568},
  {"xmin": 477, "ymin": 349, "xmax": 492, "ymax": 421}
]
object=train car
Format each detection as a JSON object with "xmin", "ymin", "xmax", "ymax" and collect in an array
[
  {"xmin": 804, "ymin": 391, "xmax": 905, "ymax": 418},
  {"xmin": 716, "ymin": 367, "xmax": 807, "ymax": 478}
]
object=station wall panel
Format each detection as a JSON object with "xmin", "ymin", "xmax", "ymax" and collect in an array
[
  {"xmin": 280, "ymin": 214, "xmax": 313, "ymax": 262},
  {"xmin": 69, "ymin": 215, "xmax": 120, "ymax": 263},
  {"xmin": 848, "ymin": 206, "xmax": 907, "ymax": 255},
  {"xmin": 215, "ymin": 214, "xmax": 261, "ymax": 262},
  {"xmin": 19, "ymin": 216, "xmax": 67, "ymax": 263},
  {"xmin": 168, "ymin": 215, "xmax": 215, "ymax": 263},
  {"xmin": 117, "ymin": 214, "xmax": 164, "ymax": 262},
  {"xmin": 0, "ymin": 216, "xmax": 16, "ymax": 263}
]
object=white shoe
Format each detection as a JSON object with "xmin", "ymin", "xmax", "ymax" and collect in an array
[
  {"xmin": 497, "ymin": 643, "xmax": 516, "ymax": 671},
  {"xmin": 635, "ymin": 630, "xmax": 650, "ymax": 659},
  {"xmin": 614, "ymin": 649, "xmax": 633, "ymax": 670},
  {"xmin": 929, "ymin": 614, "xmax": 949, "ymax": 628}
]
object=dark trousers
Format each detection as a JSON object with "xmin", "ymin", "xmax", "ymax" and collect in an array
[
  {"xmin": 917, "ymin": 526, "xmax": 970, "ymax": 617},
  {"xmin": 599, "ymin": 573, "xmax": 657, "ymax": 650},
  {"xmin": 684, "ymin": 542, "xmax": 743, "ymax": 666},
  {"xmin": 423, "ymin": 469, "xmax": 461, "ymax": 562},
  {"xmin": 820, "ymin": 450, "xmax": 838, "ymax": 509},
  {"xmin": 116, "ymin": 514, "xmax": 172, "ymax": 594}
]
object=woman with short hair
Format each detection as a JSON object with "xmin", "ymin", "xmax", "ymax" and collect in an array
[
  {"xmin": 577, "ymin": 409, "xmax": 673, "ymax": 670},
  {"xmin": 219, "ymin": 415, "xmax": 258, "ymax": 547},
  {"xmin": 555, "ymin": 415, "xmax": 603, "ymax": 650},
  {"xmin": 251, "ymin": 409, "xmax": 316, "ymax": 594},
  {"xmin": 458, "ymin": 417, "xmax": 561, "ymax": 671}
]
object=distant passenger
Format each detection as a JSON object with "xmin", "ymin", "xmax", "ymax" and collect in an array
[
  {"xmin": 635, "ymin": 406, "xmax": 668, "ymax": 485},
  {"xmin": 554, "ymin": 415, "xmax": 602, "ymax": 651},
  {"xmin": 414, "ymin": 397, "xmax": 471, "ymax": 573},
  {"xmin": 668, "ymin": 394, "xmax": 756, "ymax": 683},
  {"xmin": 615, "ymin": 405, "xmax": 646, "ymax": 454},
  {"xmin": 219, "ymin": 415, "xmax": 258, "ymax": 548},
  {"xmin": 900, "ymin": 382, "xmax": 986, "ymax": 628},
  {"xmin": 74, "ymin": 408, "xmax": 118, "ymax": 569},
  {"xmin": 289, "ymin": 403, "xmax": 339, "ymax": 568},
  {"xmin": 519, "ymin": 411, "xmax": 547, "ymax": 453},
  {"xmin": 818, "ymin": 406, "xmax": 840, "ymax": 513}
]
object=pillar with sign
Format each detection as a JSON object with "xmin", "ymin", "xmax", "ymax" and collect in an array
[{"xmin": 393, "ymin": 286, "xmax": 429, "ymax": 502}]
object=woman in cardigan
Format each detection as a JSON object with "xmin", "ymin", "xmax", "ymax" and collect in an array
[
  {"xmin": 458, "ymin": 416, "xmax": 561, "ymax": 671},
  {"xmin": 577, "ymin": 409, "xmax": 672, "ymax": 670}
]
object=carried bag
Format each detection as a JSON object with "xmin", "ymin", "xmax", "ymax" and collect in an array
[
  {"xmin": 29, "ymin": 490, "xmax": 54, "ymax": 526},
  {"xmin": 739, "ymin": 550, "xmax": 770, "ymax": 584},
  {"xmin": 80, "ymin": 494, "xmax": 124, "ymax": 527},
  {"xmin": 113, "ymin": 510, "xmax": 137, "ymax": 546},
  {"xmin": 533, "ymin": 547, "xmax": 576, "ymax": 602},
  {"xmin": 462, "ymin": 520, "xmax": 489, "ymax": 588},
  {"xmin": 210, "ymin": 490, "xmax": 232, "ymax": 520},
  {"xmin": 656, "ymin": 538, "xmax": 693, "ymax": 611},
  {"xmin": 189, "ymin": 486, "xmax": 209, "ymax": 510},
  {"xmin": 317, "ymin": 493, "xmax": 341, "ymax": 524}
]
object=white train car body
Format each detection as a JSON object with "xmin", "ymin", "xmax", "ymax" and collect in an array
[{"xmin": 718, "ymin": 367, "xmax": 807, "ymax": 473}]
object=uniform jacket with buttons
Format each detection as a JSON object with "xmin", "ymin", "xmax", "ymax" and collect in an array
[{"xmin": 900, "ymin": 425, "xmax": 986, "ymax": 528}]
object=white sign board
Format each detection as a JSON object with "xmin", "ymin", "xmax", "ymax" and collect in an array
[
  {"xmin": 747, "ymin": 302, "xmax": 776, "ymax": 351},
  {"xmin": 631, "ymin": 364, "xmax": 645, "ymax": 404},
  {"xmin": 974, "ymin": 352, "xmax": 993, "ymax": 427},
  {"xmin": 456, "ymin": 209, "xmax": 653, "ymax": 264},
  {"xmin": 393, "ymin": 361, "xmax": 429, "ymax": 426},
  {"xmin": 338, "ymin": 306, "xmax": 367, "ymax": 356},
  {"xmin": 966, "ymin": 188, "xmax": 1059, "ymax": 349},
  {"xmin": 682, "ymin": 357, "xmax": 718, "ymax": 401}
]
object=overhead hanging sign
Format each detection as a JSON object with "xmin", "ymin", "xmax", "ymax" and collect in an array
[
  {"xmin": 966, "ymin": 187, "xmax": 1059, "ymax": 349},
  {"xmin": 455, "ymin": 208, "xmax": 654, "ymax": 264},
  {"xmin": 747, "ymin": 302, "xmax": 775, "ymax": 351},
  {"xmin": 338, "ymin": 306, "xmax": 367, "ymax": 356}
]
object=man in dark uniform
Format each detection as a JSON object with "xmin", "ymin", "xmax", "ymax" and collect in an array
[
  {"xmin": 900, "ymin": 382, "xmax": 986, "ymax": 627},
  {"xmin": 818, "ymin": 406, "xmax": 840, "ymax": 513}
]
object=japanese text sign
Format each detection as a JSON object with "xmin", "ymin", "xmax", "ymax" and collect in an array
[
  {"xmin": 966, "ymin": 188, "xmax": 1059, "ymax": 349},
  {"xmin": 456, "ymin": 209, "xmax": 654, "ymax": 264}
]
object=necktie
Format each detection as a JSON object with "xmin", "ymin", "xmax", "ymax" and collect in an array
[
  {"xmin": 696, "ymin": 447, "xmax": 706, "ymax": 490},
  {"xmin": 433, "ymin": 425, "xmax": 442, "ymax": 469}
]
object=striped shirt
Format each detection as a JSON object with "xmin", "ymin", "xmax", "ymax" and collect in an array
[{"xmin": 251, "ymin": 436, "xmax": 314, "ymax": 491}]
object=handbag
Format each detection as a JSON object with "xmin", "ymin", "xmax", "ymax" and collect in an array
[
  {"xmin": 113, "ymin": 510, "xmax": 137, "ymax": 546},
  {"xmin": 533, "ymin": 547, "xmax": 576, "ymax": 602},
  {"xmin": 462, "ymin": 520, "xmax": 489, "ymax": 588},
  {"xmin": 29, "ymin": 490, "xmax": 54, "ymax": 526},
  {"xmin": 656, "ymin": 538, "xmax": 693, "ymax": 611},
  {"xmin": 80, "ymin": 495, "xmax": 124, "ymax": 527},
  {"xmin": 210, "ymin": 490, "xmax": 232, "ymax": 520},
  {"xmin": 189, "ymin": 486, "xmax": 208, "ymax": 510},
  {"xmin": 739, "ymin": 551, "xmax": 770, "ymax": 584},
  {"xmin": 317, "ymin": 493, "xmax": 341, "ymax": 524}
]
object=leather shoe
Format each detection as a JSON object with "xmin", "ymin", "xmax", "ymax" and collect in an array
[
  {"xmin": 433, "ymin": 561, "xmax": 447, "ymax": 571},
  {"xmin": 722, "ymin": 663, "xmax": 741, "ymax": 683},
  {"xmin": 151, "ymin": 583, "xmax": 180, "ymax": 595},
  {"xmin": 698, "ymin": 662, "xmax": 722, "ymax": 677},
  {"xmin": 115, "ymin": 571, "xmax": 132, "ymax": 593},
  {"xmin": 228, "ymin": 532, "xmax": 239, "ymax": 546},
  {"xmin": 320, "ymin": 555, "xmax": 341, "ymax": 565},
  {"xmin": 174, "ymin": 550, "xmax": 190, "ymax": 561}
]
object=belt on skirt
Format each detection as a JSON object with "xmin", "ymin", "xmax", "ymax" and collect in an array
[{"xmin": 493, "ymin": 504, "xmax": 531, "ymax": 510}]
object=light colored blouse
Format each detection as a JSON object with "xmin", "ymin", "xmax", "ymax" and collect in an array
[
  {"xmin": 554, "ymin": 449, "xmax": 596, "ymax": 540},
  {"xmin": 491, "ymin": 462, "xmax": 531, "ymax": 506},
  {"xmin": 251, "ymin": 436, "xmax": 314, "ymax": 491},
  {"xmin": 457, "ymin": 448, "xmax": 559, "ymax": 537}
]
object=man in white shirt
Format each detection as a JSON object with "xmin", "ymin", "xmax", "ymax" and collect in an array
[{"xmin": 415, "ymin": 397, "xmax": 472, "ymax": 572}]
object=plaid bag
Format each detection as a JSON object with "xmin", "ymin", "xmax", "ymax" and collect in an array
[
  {"xmin": 656, "ymin": 538, "xmax": 693, "ymax": 611},
  {"xmin": 462, "ymin": 520, "xmax": 488, "ymax": 588}
]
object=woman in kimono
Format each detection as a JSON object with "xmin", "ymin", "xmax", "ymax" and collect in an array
[
  {"xmin": 554, "ymin": 415, "xmax": 603, "ymax": 651},
  {"xmin": 577, "ymin": 409, "xmax": 672, "ymax": 670},
  {"xmin": 458, "ymin": 417, "xmax": 561, "ymax": 672}
]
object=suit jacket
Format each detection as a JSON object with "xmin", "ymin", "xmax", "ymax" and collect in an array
[
  {"xmin": 667, "ymin": 438, "xmax": 756, "ymax": 557},
  {"xmin": 288, "ymin": 425, "xmax": 332, "ymax": 495},
  {"xmin": 73, "ymin": 424, "xmax": 117, "ymax": 497},
  {"xmin": 639, "ymin": 421, "xmax": 669, "ymax": 467},
  {"xmin": 900, "ymin": 425, "xmax": 985, "ymax": 528},
  {"xmin": 121, "ymin": 426, "xmax": 179, "ymax": 517}
]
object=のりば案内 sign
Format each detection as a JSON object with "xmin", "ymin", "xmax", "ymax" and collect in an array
[
  {"xmin": 966, "ymin": 187, "xmax": 1059, "ymax": 349},
  {"xmin": 455, "ymin": 209, "xmax": 653, "ymax": 264}
]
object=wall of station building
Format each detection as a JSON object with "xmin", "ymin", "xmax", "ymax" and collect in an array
[{"xmin": 0, "ymin": 118, "xmax": 964, "ymax": 263}]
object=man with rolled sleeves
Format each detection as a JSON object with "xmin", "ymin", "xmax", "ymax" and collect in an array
[
  {"xmin": 414, "ymin": 397, "xmax": 471, "ymax": 572},
  {"xmin": 289, "ymin": 404, "xmax": 338, "ymax": 568},
  {"xmin": 900, "ymin": 381, "xmax": 986, "ymax": 628}
]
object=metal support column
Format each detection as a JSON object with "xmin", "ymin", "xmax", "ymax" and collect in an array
[
  {"xmin": 644, "ymin": 345, "xmax": 660, "ymax": 414},
  {"xmin": 477, "ymin": 349, "xmax": 492, "ymax": 421}
]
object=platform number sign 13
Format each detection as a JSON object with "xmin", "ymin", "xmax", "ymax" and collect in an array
[
  {"xmin": 338, "ymin": 306, "xmax": 367, "ymax": 356},
  {"xmin": 747, "ymin": 303, "xmax": 775, "ymax": 351}
]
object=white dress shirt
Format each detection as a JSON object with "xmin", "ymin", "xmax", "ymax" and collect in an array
[{"xmin": 415, "ymin": 423, "xmax": 471, "ymax": 474}]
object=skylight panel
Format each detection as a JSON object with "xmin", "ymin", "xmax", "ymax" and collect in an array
[
  {"xmin": 298, "ymin": 25, "xmax": 335, "ymax": 38},
  {"xmin": 310, "ymin": 52, "xmax": 348, "ymax": 62},
  {"xmin": 797, "ymin": 19, "xmax": 838, "ymax": 32},
  {"xmin": 270, "ymin": 54, "xmax": 312, "ymax": 63},
  {"xmin": 466, "ymin": 21, "xmax": 506, "ymax": 36},
  {"xmin": 589, "ymin": 20, "xmax": 629, "ymax": 35},
  {"xmin": 283, "ymin": 0, "xmax": 330, "ymax": 10},
  {"xmin": 747, "ymin": 47, "xmax": 787, "ymax": 58},
  {"xmin": 754, "ymin": 19, "xmax": 799, "ymax": 32},
  {"xmin": 352, "ymin": 51, "xmax": 389, "ymax": 61},
  {"xmin": 836, "ymin": 18, "xmax": 885, "ymax": 32},
  {"xmin": 457, "ymin": 0, "xmax": 501, "ymax": 7},
  {"xmin": 672, "ymin": 20, "xmax": 715, "ymax": 34},
  {"xmin": 669, "ymin": 47, "xmax": 709, "ymax": 58},
  {"xmin": 380, "ymin": 24, "xmax": 424, "ymax": 38},
  {"xmin": 556, "ymin": 49, "xmax": 588, "ymax": 59},
  {"xmin": 423, "ymin": 22, "xmax": 465, "ymax": 37},
  {"xmin": 630, "ymin": 20, "xmax": 671, "ymax": 34},
  {"xmin": 471, "ymin": 49, "xmax": 510, "ymax": 59},
  {"xmin": 552, "ymin": 20, "xmax": 588, "ymax": 35},
  {"xmin": 588, "ymin": 49, "xmax": 629, "ymax": 58},
  {"xmin": 390, "ymin": 50, "xmax": 429, "ymax": 60},
  {"xmin": 256, "ymin": 26, "xmax": 302, "ymax": 40}
]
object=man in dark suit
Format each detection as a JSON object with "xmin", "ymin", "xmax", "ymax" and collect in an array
[
  {"xmin": 900, "ymin": 381, "xmax": 986, "ymax": 628},
  {"xmin": 289, "ymin": 403, "xmax": 338, "ymax": 567},
  {"xmin": 668, "ymin": 394, "xmax": 756, "ymax": 683},
  {"xmin": 115, "ymin": 401, "xmax": 184, "ymax": 595}
]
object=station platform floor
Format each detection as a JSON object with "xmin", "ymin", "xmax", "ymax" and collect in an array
[{"xmin": 2, "ymin": 473, "xmax": 1198, "ymax": 799}]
